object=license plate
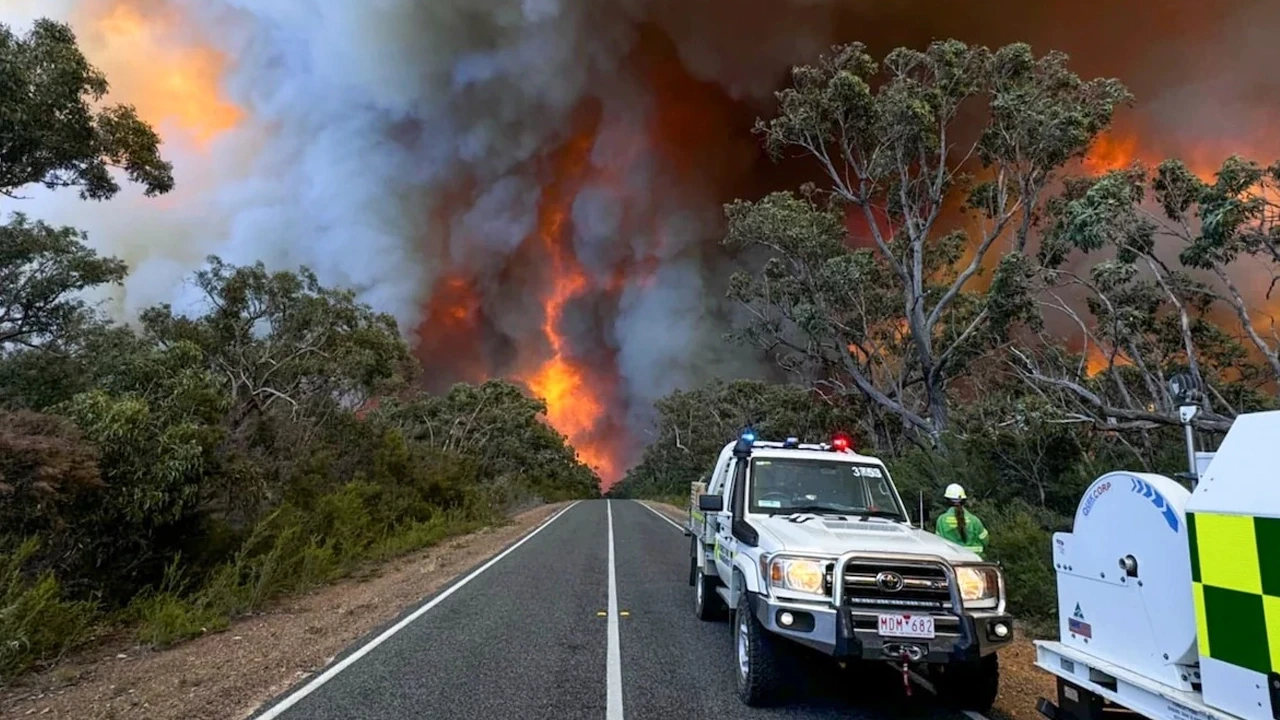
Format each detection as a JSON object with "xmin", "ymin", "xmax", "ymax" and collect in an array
[{"xmin": 877, "ymin": 613, "xmax": 935, "ymax": 639}]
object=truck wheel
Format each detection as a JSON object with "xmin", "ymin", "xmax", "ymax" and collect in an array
[
  {"xmin": 932, "ymin": 653, "xmax": 999, "ymax": 713},
  {"xmin": 694, "ymin": 566, "xmax": 723, "ymax": 621},
  {"xmin": 734, "ymin": 592, "xmax": 786, "ymax": 706}
]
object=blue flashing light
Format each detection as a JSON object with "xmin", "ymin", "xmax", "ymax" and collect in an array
[{"xmin": 741, "ymin": 430, "xmax": 756, "ymax": 443}]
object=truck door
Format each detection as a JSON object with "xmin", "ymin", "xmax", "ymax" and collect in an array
[{"xmin": 714, "ymin": 456, "xmax": 738, "ymax": 578}]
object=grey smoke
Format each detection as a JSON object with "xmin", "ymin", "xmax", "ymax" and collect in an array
[
  {"xmin": 2, "ymin": 0, "xmax": 1277, "ymax": 480},
  {"xmin": 454, "ymin": 175, "xmax": 539, "ymax": 266}
]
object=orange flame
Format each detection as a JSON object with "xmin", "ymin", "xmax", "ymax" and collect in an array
[
  {"xmin": 518, "ymin": 122, "xmax": 617, "ymax": 483},
  {"xmin": 416, "ymin": 275, "xmax": 488, "ymax": 386},
  {"xmin": 1083, "ymin": 345, "xmax": 1134, "ymax": 377},
  {"xmin": 1082, "ymin": 129, "xmax": 1243, "ymax": 183},
  {"xmin": 75, "ymin": 0, "xmax": 242, "ymax": 146},
  {"xmin": 1083, "ymin": 131, "xmax": 1141, "ymax": 174}
]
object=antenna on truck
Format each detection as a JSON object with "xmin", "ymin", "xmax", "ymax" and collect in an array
[
  {"xmin": 919, "ymin": 490, "xmax": 925, "ymax": 529},
  {"xmin": 1169, "ymin": 372, "xmax": 1204, "ymax": 490}
]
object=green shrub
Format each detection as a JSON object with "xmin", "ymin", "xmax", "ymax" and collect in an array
[
  {"xmin": 130, "ymin": 480, "xmax": 495, "ymax": 648},
  {"xmin": 654, "ymin": 494, "xmax": 686, "ymax": 509},
  {"xmin": 0, "ymin": 248, "xmax": 598, "ymax": 678},
  {"xmin": 0, "ymin": 539, "xmax": 97, "ymax": 680},
  {"xmin": 130, "ymin": 591, "xmax": 227, "ymax": 648},
  {"xmin": 373, "ymin": 512, "xmax": 488, "ymax": 561},
  {"xmin": 979, "ymin": 501, "xmax": 1065, "ymax": 634},
  {"xmin": 127, "ymin": 554, "xmax": 225, "ymax": 647}
]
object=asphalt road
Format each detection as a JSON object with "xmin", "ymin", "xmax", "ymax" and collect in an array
[{"xmin": 251, "ymin": 500, "xmax": 975, "ymax": 720}]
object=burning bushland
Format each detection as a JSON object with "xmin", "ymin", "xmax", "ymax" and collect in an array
[
  {"xmin": 3, "ymin": 0, "xmax": 1279, "ymax": 487},
  {"xmin": 4, "ymin": 1, "xmax": 1280, "ymax": 699}
]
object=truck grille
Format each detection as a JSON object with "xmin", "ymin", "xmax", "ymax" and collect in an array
[{"xmin": 832, "ymin": 559, "xmax": 953, "ymax": 611}]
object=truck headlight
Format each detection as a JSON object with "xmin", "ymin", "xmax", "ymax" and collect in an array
[
  {"xmin": 955, "ymin": 565, "xmax": 1001, "ymax": 609},
  {"xmin": 769, "ymin": 557, "xmax": 827, "ymax": 595}
]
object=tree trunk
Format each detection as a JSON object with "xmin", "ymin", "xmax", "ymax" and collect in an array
[{"xmin": 926, "ymin": 378, "xmax": 949, "ymax": 453}]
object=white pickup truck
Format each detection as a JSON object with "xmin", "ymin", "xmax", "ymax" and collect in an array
[{"xmin": 686, "ymin": 430, "xmax": 1014, "ymax": 712}]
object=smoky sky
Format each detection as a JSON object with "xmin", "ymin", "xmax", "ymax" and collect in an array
[{"xmin": 3, "ymin": 0, "xmax": 1276, "ymax": 478}]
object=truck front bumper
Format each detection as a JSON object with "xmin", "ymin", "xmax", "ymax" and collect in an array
[{"xmin": 746, "ymin": 592, "xmax": 1013, "ymax": 663}]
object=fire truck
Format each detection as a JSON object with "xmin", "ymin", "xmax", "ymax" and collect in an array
[{"xmin": 685, "ymin": 429, "xmax": 1015, "ymax": 711}]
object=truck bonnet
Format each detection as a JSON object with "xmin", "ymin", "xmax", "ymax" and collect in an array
[{"xmin": 754, "ymin": 513, "xmax": 982, "ymax": 563}]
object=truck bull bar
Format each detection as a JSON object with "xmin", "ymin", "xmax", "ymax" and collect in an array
[{"xmin": 830, "ymin": 550, "xmax": 966, "ymax": 614}]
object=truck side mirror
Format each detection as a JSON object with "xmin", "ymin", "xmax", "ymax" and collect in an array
[{"xmin": 698, "ymin": 494, "xmax": 724, "ymax": 512}]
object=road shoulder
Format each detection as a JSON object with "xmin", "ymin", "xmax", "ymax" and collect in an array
[
  {"xmin": 638, "ymin": 499, "xmax": 688, "ymax": 528},
  {"xmin": 0, "ymin": 502, "xmax": 569, "ymax": 720}
]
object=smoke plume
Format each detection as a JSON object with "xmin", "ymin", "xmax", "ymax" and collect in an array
[{"xmin": 2, "ymin": 0, "xmax": 1276, "ymax": 487}]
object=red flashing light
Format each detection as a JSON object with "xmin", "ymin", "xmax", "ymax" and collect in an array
[{"xmin": 831, "ymin": 432, "xmax": 852, "ymax": 452}]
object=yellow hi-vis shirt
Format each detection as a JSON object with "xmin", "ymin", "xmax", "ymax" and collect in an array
[{"xmin": 935, "ymin": 507, "xmax": 989, "ymax": 557}]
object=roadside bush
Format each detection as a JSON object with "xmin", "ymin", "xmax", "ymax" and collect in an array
[
  {"xmin": 126, "ymin": 556, "xmax": 227, "ymax": 648},
  {"xmin": 54, "ymin": 388, "xmax": 217, "ymax": 604},
  {"xmin": 653, "ymin": 493, "xmax": 687, "ymax": 509},
  {"xmin": 129, "ymin": 591, "xmax": 227, "ymax": 649},
  {"xmin": 0, "ymin": 540, "xmax": 97, "ymax": 680},
  {"xmin": 0, "ymin": 19, "xmax": 602, "ymax": 680},
  {"xmin": 130, "ymin": 459, "xmax": 497, "ymax": 648},
  {"xmin": 0, "ymin": 263, "xmax": 599, "ymax": 672},
  {"xmin": 981, "ymin": 502, "xmax": 1064, "ymax": 633}
]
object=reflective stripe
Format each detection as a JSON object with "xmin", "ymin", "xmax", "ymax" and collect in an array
[
  {"xmin": 935, "ymin": 508, "xmax": 988, "ymax": 556},
  {"xmin": 1188, "ymin": 511, "xmax": 1280, "ymax": 676},
  {"xmin": 714, "ymin": 538, "xmax": 734, "ymax": 562},
  {"xmin": 1193, "ymin": 582, "xmax": 1211, "ymax": 657}
]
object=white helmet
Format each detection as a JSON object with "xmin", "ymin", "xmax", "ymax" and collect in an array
[{"xmin": 943, "ymin": 483, "xmax": 967, "ymax": 502}]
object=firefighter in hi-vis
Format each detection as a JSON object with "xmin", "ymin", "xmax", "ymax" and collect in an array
[{"xmin": 935, "ymin": 483, "xmax": 989, "ymax": 558}]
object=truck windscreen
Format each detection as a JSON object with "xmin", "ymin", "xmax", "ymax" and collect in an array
[{"xmin": 748, "ymin": 457, "xmax": 904, "ymax": 518}]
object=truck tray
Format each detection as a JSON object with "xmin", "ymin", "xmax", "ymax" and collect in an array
[{"xmin": 1034, "ymin": 641, "xmax": 1236, "ymax": 720}]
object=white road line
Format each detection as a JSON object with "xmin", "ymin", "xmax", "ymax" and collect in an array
[
  {"xmin": 635, "ymin": 500, "xmax": 686, "ymax": 532},
  {"xmin": 255, "ymin": 501, "xmax": 581, "ymax": 720},
  {"xmin": 963, "ymin": 711, "xmax": 989, "ymax": 720},
  {"xmin": 606, "ymin": 500, "xmax": 625, "ymax": 720}
]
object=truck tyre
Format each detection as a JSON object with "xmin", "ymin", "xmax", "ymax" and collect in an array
[
  {"xmin": 932, "ymin": 653, "xmax": 999, "ymax": 713},
  {"xmin": 734, "ymin": 592, "xmax": 786, "ymax": 706},
  {"xmin": 694, "ymin": 565, "xmax": 723, "ymax": 621}
]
